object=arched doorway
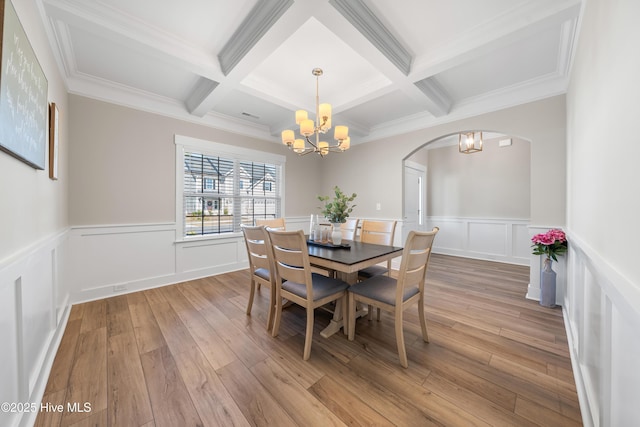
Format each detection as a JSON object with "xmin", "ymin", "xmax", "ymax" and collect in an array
[{"xmin": 402, "ymin": 131, "xmax": 532, "ymax": 266}]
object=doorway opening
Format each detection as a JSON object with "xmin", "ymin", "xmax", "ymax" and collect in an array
[{"xmin": 402, "ymin": 131, "xmax": 531, "ymax": 266}]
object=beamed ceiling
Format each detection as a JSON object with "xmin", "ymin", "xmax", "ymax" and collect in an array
[{"xmin": 39, "ymin": 0, "xmax": 583, "ymax": 145}]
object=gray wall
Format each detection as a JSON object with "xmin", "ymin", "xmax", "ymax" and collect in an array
[
  {"xmin": 320, "ymin": 96, "xmax": 565, "ymax": 227},
  {"xmin": 68, "ymin": 95, "xmax": 324, "ymax": 225},
  {"xmin": 419, "ymin": 137, "xmax": 530, "ymax": 218}
]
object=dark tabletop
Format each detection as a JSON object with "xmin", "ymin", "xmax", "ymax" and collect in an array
[{"xmin": 306, "ymin": 239, "xmax": 403, "ymax": 266}]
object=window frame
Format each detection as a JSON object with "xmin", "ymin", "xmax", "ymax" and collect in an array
[{"xmin": 175, "ymin": 135, "xmax": 286, "ymax": 241}]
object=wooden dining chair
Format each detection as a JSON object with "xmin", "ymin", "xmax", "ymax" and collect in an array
[
  {"xmin": 267, "ymin": 229, "xmax": 349, "ymax": 360},
  {"xmin": 358, "ymin": 219, "xmax": 397, "ymax": 279},
  {"xmin": 255, "ymin": 217, "xmax": 285, "ymax": 230},
  {"xmin": 347, "ymin": 227, "xmax": 439, "ymax": 368},
  {"xmin": 241, "ymin": 225, "xmax": 277, "ymax": 331},
  {"xmin": 340, "ymin": 218, "xmax": 359, "ymax": 241}
]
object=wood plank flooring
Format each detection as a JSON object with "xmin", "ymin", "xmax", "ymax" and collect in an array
[{"xmin": 35, "ymin": 254, "xmax": 582, "ymax": 426}]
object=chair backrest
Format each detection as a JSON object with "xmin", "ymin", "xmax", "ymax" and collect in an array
[
  {"xmin": 241, "ymin": 225, "xmax": 276, "ymax": 278},
  {"xmin": 255, "ymin": 217, "xmax": 286, "ymax": 230},
  {"xmin": 395, "ymin": 227, "xmax": 439, "ymax": 301},
  {"xmin": 340, "ymin": 218, "xmax": 359, "ymax": 241},
  {"xmin": 267, "ymin": 229, "xmax": 313, "ymax": 296},
  {"xmin": 267, "ymin": 229, "xmax": 311, "ymax": 280},
  {"xmin": 360, "ymin": 220, "xmax": 397, "ymax": 245}
]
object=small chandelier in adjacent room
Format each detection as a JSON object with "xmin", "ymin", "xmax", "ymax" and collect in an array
[
  {"xmin": 281, "ymin": 68, "xmax": 350, "ymax": 157},
  {"xmin": 458, "ymin": 131, "xmax": 483, "ymax": 154}
]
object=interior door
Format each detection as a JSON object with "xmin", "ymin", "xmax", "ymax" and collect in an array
[{"xmin": 403, "ymin": 161, "xmax": 426, "ymax": 244}]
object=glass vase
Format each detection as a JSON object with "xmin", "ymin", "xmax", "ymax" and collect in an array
[{"xmin": 331, "ymin": 223, "xmax": 342, "ymax": 245}]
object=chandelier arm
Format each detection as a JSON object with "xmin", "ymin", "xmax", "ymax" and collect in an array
[{"xmin": 305, "ymin": 135, "xmax": 318, "ymax": 148}]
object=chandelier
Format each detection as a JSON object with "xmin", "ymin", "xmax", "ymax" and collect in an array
[
  {"xmin": 458, "ymin": 131, "xmax": 483, "ymax": 154},
  {"xmin": 281, "ymin": 68, "xmax": 350, "ymax": 157}
]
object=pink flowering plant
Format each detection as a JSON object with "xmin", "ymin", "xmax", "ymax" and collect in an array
[{"xmin": 531, "ymin": 229, "xmax": 568, "ymax": 261}]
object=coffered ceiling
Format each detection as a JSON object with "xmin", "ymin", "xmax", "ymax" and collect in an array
[{"xmin": 38, "ymin": 0, "xmax": 582, "ymax": 145}]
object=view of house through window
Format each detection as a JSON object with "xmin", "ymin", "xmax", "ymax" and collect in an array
[{"xmin": 183, "ymin": 151, "xmax": 281, "ymax": 236}]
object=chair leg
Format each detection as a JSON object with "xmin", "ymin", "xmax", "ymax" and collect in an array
[
  {"xmin": 246, "ymin": 279, "xmax": 256, "ymax": 315},
  {"xmin": 368, "ymin": 304, "xmax": 374, "ymax": 320},
  {"xmin": 418, "ymin": 298, "xmax": 429, "ymax": 343},
  {"xmin": 376, "ymin": 307, "xmax": 381, "ymax": 321},
  {"xmin": 347, "ymin": 293, "xmax": 356, "ymax": 341},
  {"xmin": 342, "ymin": 293, "xmax": 348, "ymax": 336},
  {"xmin": 271, "ymin": 292, "xmax": 282, "ymax": 338},
  {"xmin": 395, "ymin": 309, "xmax": 408, "ymax": 368},
  {"xmin": 303, "ymin": 306, "xmax": 314, "ymax": 360},
  {"xmin": 266, "ymin": 285, "xmax": 274, "ymax": 331}
]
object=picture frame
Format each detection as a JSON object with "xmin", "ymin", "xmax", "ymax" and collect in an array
[
  {"xmin": 49, "ymin": 102, "xmax": 58, "ymax": 180},
  {"xmin": 0, "ymin": 0, "xmax": 49, "ymax": 169}
]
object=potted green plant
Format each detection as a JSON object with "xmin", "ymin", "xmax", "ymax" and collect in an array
[{"xmin": 317, "ymin": 186, "xmax": 357, "ymax": 244}]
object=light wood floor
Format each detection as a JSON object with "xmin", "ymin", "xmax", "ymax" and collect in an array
[{"xmin": 36, "ymin": 254, "xmax": 582, "ymax": 427}]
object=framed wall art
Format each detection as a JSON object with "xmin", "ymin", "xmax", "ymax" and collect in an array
[
  {"xmin": 49, "ymin": 102, "xmax": 58, "ymax": 179},
  {"xmin": 0, "ymin": 0, "xmax": 48, "ymax": 169}
]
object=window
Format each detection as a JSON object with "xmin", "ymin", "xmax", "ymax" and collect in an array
[
  {"xmin": 204, "ymin": 178, "xmax": 216, "ymax": 190},
  {"xmin": 176, "ymin": 136, "xmax": 285, "ymax": 238}
]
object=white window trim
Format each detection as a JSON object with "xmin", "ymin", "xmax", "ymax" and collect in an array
[{"xmin": 175, "ymin": 135, "xmax": 286, "ymax": 242}]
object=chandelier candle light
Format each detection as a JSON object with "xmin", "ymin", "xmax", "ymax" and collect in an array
[{"xmin": 281, "ymin": 68, "xmax": 350, "ymax": 157}]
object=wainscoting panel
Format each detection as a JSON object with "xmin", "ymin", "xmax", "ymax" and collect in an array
[
  {"xmin": 69, "ymin": 224, "xmax": 249, "ymax": 303},
  {"xmin": 468, "ymin": 221, "xmax": 507, "ymax": 255},
  {"xmin": 512, "ymin": 223, "xmax": 531, "ymax": 259},
  {"xmin": 0, "ymin": 230, "xmax": 69, "ymax": 427},
  {"xmin": 21, "ymin": 252, "xmax": 55, "ymax": 395},
  {"xmin": 0, "ymin": 278, "xmax": 20, "ymax": 427},
  {"xmin": 69, "ymin": 224, "xmax": 176, "ymax": 296},
  {"xmin": 564, "ymin": 232, "xmax": 640, "ymax": 427},
  {"xmin": 426, "ymin": 217, "xmax": 530, "ymax": 265},
  {"xmin": 176, "ymin": 237, "xmax": 245, "ymax": 275}
]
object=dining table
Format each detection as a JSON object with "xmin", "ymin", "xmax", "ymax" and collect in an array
[{"xmin": 306, "ymin": 237, "xmax": 404, "ymax": 338}]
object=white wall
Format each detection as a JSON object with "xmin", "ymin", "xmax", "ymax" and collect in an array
[
  {"xmin": 0, "ymin": 1, "xmax": 70, "ymax": 426},
  {"xmin": 564, "ymin": 0, "xmax": 640, "ymax": 426}
]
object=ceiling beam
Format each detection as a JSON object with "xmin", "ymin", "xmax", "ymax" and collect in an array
[
  {"xmin": 186, "ymin": 0, "xmax": 318, "ymax": 117},
  {"xmin": 218, "ymin": 0, "xmax": 294, "ymax": 76},
  {"xmin": 413, "ymin": 78, "xmax": 452, "ymax": 116},
  {"xmin": 328, "ymin": 0, "xmax": 412, "ymax": 75},
  {"xmin": 312, "ymin": 3, "xmax": 448, "ymax": 117},
  {"xmin": 185, "ymin": 78, "xmax": 220, "ymax": 114}
]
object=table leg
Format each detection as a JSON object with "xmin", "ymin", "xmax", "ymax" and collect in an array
[{"xmin": 320, "ymin": 271, "xmax": 367, "ymax": 338}]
